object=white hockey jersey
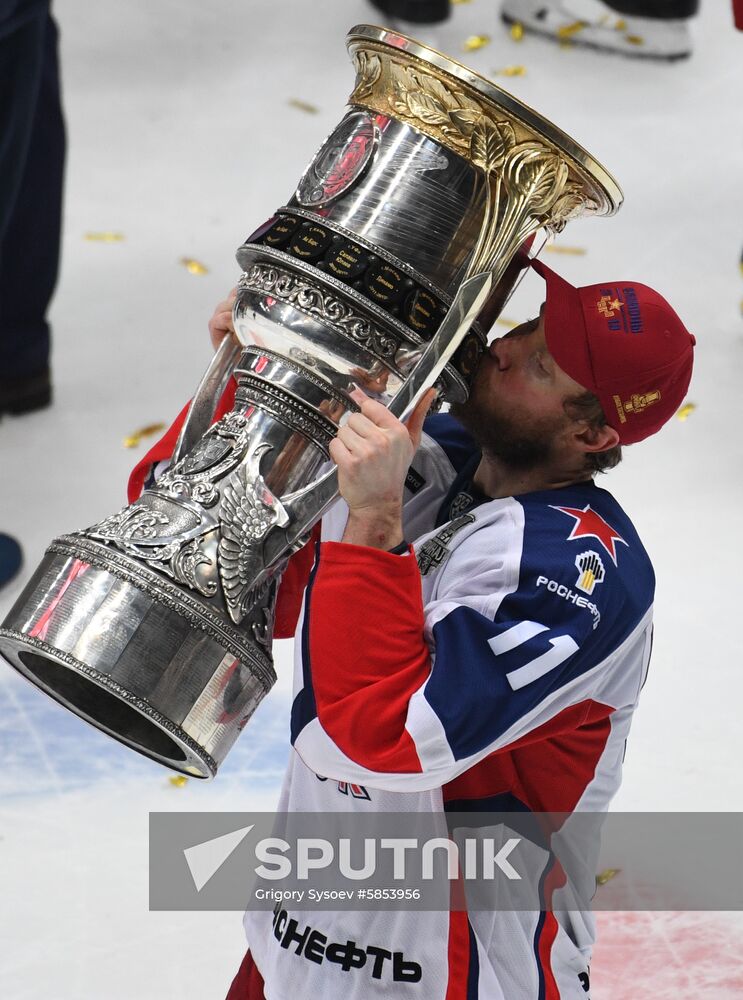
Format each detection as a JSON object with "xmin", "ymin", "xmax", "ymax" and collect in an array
[{"xmin": 242, "ymin": 414, "xmax": 655, "ymax": 1000}]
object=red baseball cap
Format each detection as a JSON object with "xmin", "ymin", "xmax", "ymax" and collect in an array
[{"xmin": 529, "ymin": 257, "xmax": 696, "ymax": 445}]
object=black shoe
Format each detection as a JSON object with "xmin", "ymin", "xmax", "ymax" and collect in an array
[
  {"xmin": 368, "ymin": 0, "xmax": 450, "ymax": 24},
  {"xmin": 0, "ymin": 368, "xmax": 52, "ymax": 414},
  {"xmin": 0, "ymin": 534, "xmax": 23, "ymax": 589}
]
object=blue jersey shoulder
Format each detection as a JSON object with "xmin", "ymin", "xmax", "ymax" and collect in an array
[
  {"xmin": 506, "ymin": 481, "xmax": 654, "ymax": 643},
  {"xmin": 422, "ymin": 413, "xmax": 479, "ymax": 475},
  {"xmin": 422, "ymin": 482, "xmax": 654, "ymax": 758}
]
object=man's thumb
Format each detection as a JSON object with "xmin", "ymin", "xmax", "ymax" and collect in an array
[{"xmin": 405, "ymin": 388, "xmax": 437, "ymax": 446}]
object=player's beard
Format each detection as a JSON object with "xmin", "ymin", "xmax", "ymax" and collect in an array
[{"xmin": 450, "ymin": 367, "xmax": 566, "ymax": 470}]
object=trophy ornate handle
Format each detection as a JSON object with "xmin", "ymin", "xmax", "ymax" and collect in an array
[
  {"xmin": 172, "ymin": 335, "xmax": 243, "ymax": 466},
  {"xmin": 385, "ymin": 270, "xmax": 494, "ymax": 423}
]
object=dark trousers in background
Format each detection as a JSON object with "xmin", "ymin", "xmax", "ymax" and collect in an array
[
  {"xmin": 0, "ymin": 1, "xmax": 65, "ymax": 380},
  {"xmin": 367, "ymin": 0, "xmax": 451, "ymax": 24},
  {"xmin": 607, "ymin": 1, "xmax": 700, "ymax": 15}
]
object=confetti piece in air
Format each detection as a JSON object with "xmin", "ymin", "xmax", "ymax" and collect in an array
[
  {"xmin": 557, "ymin": 21, "xmax": 587, "ymax": 38},
  {"xmin": 180, "ymin": 257, "xmax": 209, "ymax": 276},
  {"xmin": 493, "ymin": 65, "xmax": 527, "ymax": 77},
  {"xmin": 123, "ymin": 422, "xmax": 167, "ymax": 449},
  {"xmin": 676, "ymin": 403, "xmax": 696, "ymax": 422},
  {"xmin": 169, "ymin": 775, "xmax": 189, "ymax": 788},
  {"xmin": 85, "ymin": 231, "xmax": 125, "ymax": 242},
  {"xmin": 545, "ymin": 244, "xmax": 587, "ymax": 256},
  {"xmin": 596, "ymin": 868, "xmax": 621, "ymax": 886},
  {"xmin": 510, "ymin": 22, "xmax": 525, "ymax": 41},
  {"xmin": 288, "ymin": 98, "xmax": 319, "ymax": 114},
  {"xmin": 463, "ymin": 34, "xmax": 491, "ymax": 51},
  {"xmin": 496, "ymin": 316, "xmax": 518, "ymax": 328}
]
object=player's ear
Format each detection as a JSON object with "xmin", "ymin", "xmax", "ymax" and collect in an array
[{"xmin": 573, "ymin": 422, "xmax": 620, "ymax": 455}]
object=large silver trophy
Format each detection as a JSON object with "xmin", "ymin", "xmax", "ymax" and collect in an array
[{"xmin": 0, "ymin": 26, "xmax": 622, "ymax": 778}]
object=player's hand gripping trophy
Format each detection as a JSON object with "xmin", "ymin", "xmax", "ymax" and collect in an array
[{"xmin": 0, "ymin": 26, "xmax": 622, "ymax": 778}]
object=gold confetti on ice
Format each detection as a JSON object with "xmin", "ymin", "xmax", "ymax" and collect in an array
[
  {"xmin": 180, "ymin": 257, "xmax": 209, "ymax": 276},
  {"xmin": 493, "ymin": 65, "xmax": 527, "ymax": 77},
  {"xmin": 557, "ymin": 21, "xmax": 587, "ymax": 38},
  {"xmin": 625, "ymin": 34, "xmax": 644, "ymax": 45},
  {"xmin": 451, "ymin": 0, "xmax": 473, "ymax": 5},
  {"xmin": 510, "ymin": 22, "xmax": 525, "ymax": 41},
  {"xmin": 546, "ymin": 244, "xmax": 587, "ymax": 256},
  {"xmin": 84, "ymin": 231, "xmax": 125, "ymax": 243},
  {"xmin": 288, "ymin": 98, "xmax": 319, "ymax": 114},
  {"xmin": 676, "ymin": 402, "xmax": 696, "ymax": 422},
  {"xmin": 496, "ymin": 316, "xmax": 518, "ymax": 328},
  {"xmin": 596, "ymin": 868, "xmax": 621, "ymax": 886},
  {"xmin": 169, "ymin": 775, "xmax": 189, "ymax": 788},
  {"xmin": 463, "ymin": 34, "xmax": 491, "ymax": 52},
  {"xmin": 614, "ymin": 18, "xmax": 627, "ymax": 30},
  {"xmin": 123, "ymin": 422, "xmax": 167, "ymax": 449}
]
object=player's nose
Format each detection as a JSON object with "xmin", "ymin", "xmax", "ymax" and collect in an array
[
  {"xmin": 490, "ymin": 334, "xmax": 518, "ymax": 370},
  {"xmin": 488, "ymin": 339, "xmax": 505, "ymax": 368}
]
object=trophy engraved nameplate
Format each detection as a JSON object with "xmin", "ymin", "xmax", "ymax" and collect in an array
[{"xmin": 0, "ymin": 25, "xmax": 623, "ymax": 779}]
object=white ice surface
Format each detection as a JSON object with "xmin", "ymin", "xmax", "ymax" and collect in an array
[{"xmin": 0, "ymin": 1, "xmax": 742, "ymax": 997}]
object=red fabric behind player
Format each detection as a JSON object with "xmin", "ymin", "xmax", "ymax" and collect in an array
[
  {"xmin": 225, "ymin": 950, "xmax": 265, "ymax": 999},
  {"xmin": 127, "ymin": 381, "xmax": 238, "ymax": 503}
]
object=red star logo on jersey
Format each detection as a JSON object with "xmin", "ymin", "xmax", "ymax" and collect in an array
[{"xmin": 551, "ymin": 504, "xmax": 628, "ymax": 565}]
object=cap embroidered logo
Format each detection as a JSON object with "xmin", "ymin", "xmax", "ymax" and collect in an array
[
  {"xmin": 596, "ymin": 295, "xmax": 622, "ymax": 318},
  {"xmin": 613, "ymin": 390, "xmax": 662, "ymax": 425}
]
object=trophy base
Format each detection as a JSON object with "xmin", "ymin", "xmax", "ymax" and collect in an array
[
  {"xmin": 0, "ymin": 631, "xmax": 218, "ymax": 778},
  {"xmin": 0, "ymin": 539, "xmax": 277, "ymax": 779}
]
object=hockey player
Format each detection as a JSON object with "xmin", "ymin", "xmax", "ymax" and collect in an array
[
  {"xmin": 501, "ymin": 0, "xmax": 743, "ymax": 59},
  {"xmin": 130, "ymin": 258, "xmax": 694, "ymax": 998},
  {"xmin": 364, "ymin": 0, "xmax": 743, "ymax": 60}
]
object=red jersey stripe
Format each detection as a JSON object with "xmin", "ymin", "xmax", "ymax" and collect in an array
[{"xmin": 446, "ymin": 908, "xmax": 472, "ymax": 1000}]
